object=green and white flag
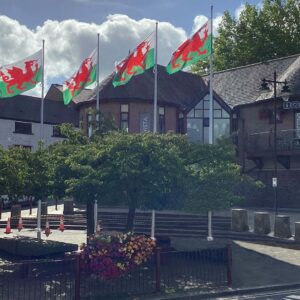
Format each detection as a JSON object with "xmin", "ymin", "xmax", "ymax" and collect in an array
[
  {"xmin": 113, "ymin": 32, "xmax": 155, "ymax": 87},
  {"xmin": 63, "ymin": 49, "xmax": 97, "ymax": 105},
  {"xmin": 0, "ymin": 50, "xmax": 42, "ymax": 98}
]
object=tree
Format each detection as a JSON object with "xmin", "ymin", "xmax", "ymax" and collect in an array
[
  {"xmin": 184, "ymin": 138, "xmax": 262, "ymax": 213},
  {"xmin": 24, "ymin": 146, "xmax": 50, "ymax": 202},
  {"xmin": 66, "ymin": 132, "xmax": 191, "ymax": 233},
  {"xmin": 48, "ymin": 124, "xmax": 87, "ymax": 201},
  {"xmin": 192, "ymin": 0, "xmax": 300, "ymax": 73},
  {"xmin": 3, "ymin": 147, "xmax": 29, "ymax": 203}
]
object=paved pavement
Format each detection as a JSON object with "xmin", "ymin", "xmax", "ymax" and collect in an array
[{"xmin": 0, "ymin": 203, "xmax": 86, "ymax": 247}]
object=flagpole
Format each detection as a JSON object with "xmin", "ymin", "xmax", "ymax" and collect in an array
[
  {"xmin": 209, "ymin": 5, "xmax": 214, "ymax": 144},
  {"xmin": 37, "ymin": 39, "xmax": 45, "ymax": 240},
  {"xmin": 207, "ymin": 5, "xmax": 214, "ymax": 242},
  {"xmin": 153, "ymin": 22, "xmax": 158, "ymax": 133},
  {"xmin": 40, "ymin": 39, "xmax": 45, "ymax": 142},
  {"xmin": 96, "ymin": 33, "xmax": 100, "ymax": 112}
]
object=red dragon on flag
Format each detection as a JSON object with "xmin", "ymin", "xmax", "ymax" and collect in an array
[
  {"xmin": 0, "ymin": 50, "xmax": 42, "ymax": 98},
  {"xmin": 63, "ymin": 49, "xmax": 97, "ymax": 105},
  {"xmin": 166, "ymin": 21, "xmax": 212, "ymax": 74},
  {"xmin": 113, "ymin": 32, "xmax": 155, "ymax": 87}
]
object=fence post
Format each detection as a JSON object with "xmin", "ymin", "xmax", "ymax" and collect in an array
[
  {"xmin": 75, "ymin": 254, "xmax": 81, "ymax": 300},
  {"xmin": 226, "ymin": 242, "xmax": 232, "ymax": 286},
  {"xmin": 155, "ymin": 247, "xmax": 161, "ymax": 293}
]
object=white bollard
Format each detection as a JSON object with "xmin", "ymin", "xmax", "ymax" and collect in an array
[
  {"xmin": 151, "ymin": 210, "xmax": 155, "ymax": 240},
  {"xmin": 207, "ymin": 210, "xmax": 214, "ymax": 241},
  {"xmin": 37, "ymin": 200, "xmax": 42, "ymax": 239}
]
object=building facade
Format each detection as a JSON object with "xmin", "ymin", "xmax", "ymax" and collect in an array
[
  {"xmin": 211, "ymin": 54, "xmax": 300, "ymax": 207},
  {"xmin": 0, "ymin": 95, "xmax": 79, "ymax": 150}
]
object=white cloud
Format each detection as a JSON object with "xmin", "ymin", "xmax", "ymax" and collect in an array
[
  {"xmin": 235, "ymin": 3, "xmax": 246, "ymax": 20},
  {"xmin": 192, "ymin": 14, "xmax": 222, "ymax": 37},
  {"xmin": 0, "ymin": 14, "xmax": 186, "ymax": 94}
]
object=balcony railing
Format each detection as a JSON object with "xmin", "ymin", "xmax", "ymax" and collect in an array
[{"xmin": 245, "ymin": 129, "xmax": 300, "ymax": 155}]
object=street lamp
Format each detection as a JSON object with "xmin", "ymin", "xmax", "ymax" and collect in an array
[{"xmin": 260, "ymin": 72, "xmax": 291, "ymax": 214}]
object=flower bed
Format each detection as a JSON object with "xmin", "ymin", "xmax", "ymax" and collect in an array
[{"xmin": 80, "ymin": 232, "xmax": 156, "ymax": 280}]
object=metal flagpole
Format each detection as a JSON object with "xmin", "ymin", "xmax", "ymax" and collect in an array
[
  {"xmin": 208, "ymin": 5, "xmax": 214, "ymax": 145},
  {"xmin": 153, "ymin": 22, "xmax": 158, "ymax": 133},
  {"xmin": 37, "ymin": 39, "xmax": 45, "ymax": 240},
  {"xmin": 96, "ymin": 33, "xmax": 100, "ymax": 113},
  {"xmin": 40, "ymin": 39, "xmax": 45, "ymax": 142},
  {"xmin": 207, "ymin": 5, "xmax": 214, "ymax": 242}
]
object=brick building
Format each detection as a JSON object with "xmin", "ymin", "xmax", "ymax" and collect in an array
[
  {"xmin": 211, "ymin": 54, "xmax": 300, "ymax": 207},
  {"xmin": 47, "ymin": 64, "xmax": 232, "ymax": 143}
]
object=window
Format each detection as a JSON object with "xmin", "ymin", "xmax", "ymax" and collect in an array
[
  {"xmin": 14, "ymin": 122, "xmax": 32, "ymax": 135},
  {"xmin": 52, "ymin": 126, "xmax": 65, "ymax": 138},
  {"xmin": 158, "ymin": 106, "xmax": 165, "ymax": 133},
  {"xmin": 187, "ymin": 99, "xmax": 230, "ymax": 143},
  {"xmin": 120, "ymin": 104, "xmax": 129, "ymax": 132}
]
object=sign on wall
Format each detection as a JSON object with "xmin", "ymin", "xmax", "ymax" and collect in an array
[{"xmin": 283, "ymin": 101, "xmax": 300, "ymax": 110}]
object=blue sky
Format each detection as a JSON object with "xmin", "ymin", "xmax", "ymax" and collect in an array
[
  {"xmin": 0, "ymin": 0, "xmax": 262, "ymax": 94},
  {"xmin": 1, "ymin": 0, "xmax": 260, "ymax": 32}
]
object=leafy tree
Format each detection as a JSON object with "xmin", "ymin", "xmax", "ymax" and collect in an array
[
  {"xmin": 24, "ymin": 146, "xmax": 51, "ymax": 202},
  {"xmin": 192, "ymin": 0, "xmax": 300, "ymax": 73},
  {"xmin": 48, "ymin": 124, "xmax": 87, "ymax": 201},
  {"xmin": 66, "ymin": 132, "xmax": 191, "ymax": 233},
  {"xmin": 3, "ymin": 147, "xmax": 29, "ymax": 203},
  {"xmin": 184, "ymin": 138, "xmax": 262, "ymax": 213}
]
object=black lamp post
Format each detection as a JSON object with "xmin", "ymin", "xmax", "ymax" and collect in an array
[{"xmin": 260, "ymin": 72, "xmax": 290, "ymax": 215}]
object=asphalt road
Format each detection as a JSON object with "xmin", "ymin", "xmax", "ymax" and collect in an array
[{"xmin": 217, "ymin": 289, "xmax": 300, "ymax": 299}]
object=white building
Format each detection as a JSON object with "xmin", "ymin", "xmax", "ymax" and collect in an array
[{"xmin": 0, "ymin": 94, "xmax": 79, "ymax": 150}]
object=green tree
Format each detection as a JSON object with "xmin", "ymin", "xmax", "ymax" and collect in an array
[
  {"xmin": 4, "ymin": 147, "xmax": 29, "ymax": 203},
  {"xmin": 48, "ymin": 124, "xmax": 87, "ymax": 201},
  {"xmin": 24, "ymin": 146, "xmax": 50, "ymax": 202},
  {"xmin": 192, "ymin": 0, "xmax": 300, "ymax": 73},
  {"xmin": 66, "ymin": 132, "xmax": 191, "ymax": 234},
  {"xmin": 184, "ymin": 138, "xmax": 262, "ymax": 213}
]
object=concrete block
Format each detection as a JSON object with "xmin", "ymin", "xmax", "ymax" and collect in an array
[
  {"xmin": 254, "ymin": 212, "xmax": 271, "ymax": 235},
  {"xmin": 231, "ymin": 209, "xmax": 249, "ymax": 232},
  {"xmin": 274, "ymin": 215, "xmax": 291, "ymax": 238}
]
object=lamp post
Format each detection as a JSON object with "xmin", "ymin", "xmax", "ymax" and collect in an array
[{"xmin": 260, "ymin": 72, "xmax": 290, "ymax": 215}]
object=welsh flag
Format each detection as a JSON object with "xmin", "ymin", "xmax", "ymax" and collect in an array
[
  {"xmin": 0, "ymin": 50, "xmax": 42, "ymax": 98},
  {"xmin": 113, "ymin": 32, "xmax": 155, "ymax": 87},
  {"xmin": 166, "ymin": 21, "xmax": 212, "ymax": 74},
  {"xmin": 63, "ymin": 49, "xmax": 97, "ymax": 105}
]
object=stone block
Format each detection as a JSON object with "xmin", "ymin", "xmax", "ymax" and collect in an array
[
  {"xmin": 295, "ymin": 222, "xmax": 300, "ymax": 242},
  {"xmin": 231, "ymin": 209, "xmax": 249, "ymax": 232},
  {"xmin": 63, "ymin": 198, "xmax": 74, "ymax": 215},
  {"xmin": 274, "ymin": 215, "xmax": 291, "ymax": 238},
  {"xmin": 254, "ymin": 212, "xmax": 271, "ymax": 235}
]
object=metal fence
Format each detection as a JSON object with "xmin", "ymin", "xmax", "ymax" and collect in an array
[{"xmin": 0, "ymin": 244, "xmax": 232, "ymax": 300}]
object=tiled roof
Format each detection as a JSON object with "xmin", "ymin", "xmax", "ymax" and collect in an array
[
  {"xmin": 203, "ymin": 54, "xmax": 300, "ymax": 108},
  {"xmin": 0, "ymin": 94, "xmax": 79, "ymax": 126},
  {"xmin": 46, "ymin": 84, "xmax": 94, "ymax": 104},
  {"xmin": 80, "ymin": 65, "xmax": 208, "ymax": 111}
]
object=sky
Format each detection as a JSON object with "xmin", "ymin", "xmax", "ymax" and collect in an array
[{"xmin": 0, "ymin": 0, "xmax": 261, "ymax": 96}]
